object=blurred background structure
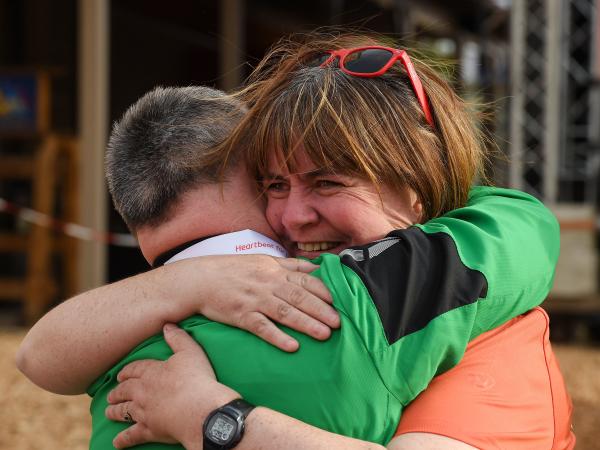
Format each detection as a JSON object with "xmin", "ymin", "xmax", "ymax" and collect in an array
[{"xmin": 0, "ymin": 0, "xmax": 599, "ymax": 448}]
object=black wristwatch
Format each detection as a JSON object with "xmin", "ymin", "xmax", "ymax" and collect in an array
[{"xmin": 203, "ymin": 398, "xmax": 255, "ymax": 449}]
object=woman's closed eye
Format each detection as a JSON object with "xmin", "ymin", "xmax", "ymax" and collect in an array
[
  {"xmin": 314, "ymin": 178, "xmax": 345, "ymax": 191},
  {"xmin": 263, "ymin": 180, "xmax": 290, "ymax": 196}
]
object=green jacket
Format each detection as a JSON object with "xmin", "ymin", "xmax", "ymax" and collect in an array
[{"xmin": 88, "ymin": 187, "xmax": 559, "ymax": 448}]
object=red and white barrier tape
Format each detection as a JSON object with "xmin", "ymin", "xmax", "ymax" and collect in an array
[{"xmin": 0, "ymin": 197, "xmax": 138, "ymax": 247}]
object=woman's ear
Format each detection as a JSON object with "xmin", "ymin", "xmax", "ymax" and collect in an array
[
  {"xmin": 410, "ymin": 190, "xmax": 423, "ymax": 223},
  {"xmin": 382, "ymin": 185, "xmax": 423, "ymax": 228}
]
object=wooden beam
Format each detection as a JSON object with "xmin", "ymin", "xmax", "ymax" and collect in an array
[
  {"xmin": 0, "ymin": 234, "xmax": 28, "ymax": 252},
  {"xmin": 78, "ymin": 0, "xmax": 109, "ymax": 290},
  {"xmin": 0, "ymin": 156, "xmax": 34, "ymax": 179},
  {"xmin": 0, "ymin": 279, "xmax": 26, "ymax": 300},
  {"xmin": 219, "ymin": 0, "xmax": 245, "ymax": 91}
]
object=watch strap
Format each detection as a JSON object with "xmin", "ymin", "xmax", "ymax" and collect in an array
[{"xmin": 220, "ymin": 399, "xmax": 255, "ymax": 420}]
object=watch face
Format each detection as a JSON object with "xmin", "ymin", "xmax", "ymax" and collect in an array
[{"xmin": 206, "ymin": 413, "xmax": 237, "ymax": 444}]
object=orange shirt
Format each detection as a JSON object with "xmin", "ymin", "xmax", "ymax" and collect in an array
[{"xmin": 395, "ymin": 307, "xmax": 575, "ymax": 449}]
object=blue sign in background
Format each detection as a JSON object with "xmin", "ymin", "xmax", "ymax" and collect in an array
[{"xmin": 0, "ymin": 75, "xmax": 38, "ymax": 132}]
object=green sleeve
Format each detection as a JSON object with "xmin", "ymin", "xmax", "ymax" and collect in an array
[
  {"xmin": 334, "ymin": 186, "xmax": 559, "ymax": 403},
  {"xmin": 417, "ymin": 186, "xmax": 559, "ymax": 337}
]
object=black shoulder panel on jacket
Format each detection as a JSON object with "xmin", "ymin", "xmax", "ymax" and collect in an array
[{"xmin": 340, "ymin": 228, "xmax": 488, "ymax": 345}]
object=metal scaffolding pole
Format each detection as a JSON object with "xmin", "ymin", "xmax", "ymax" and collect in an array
[
  {"xmin": 509, "ymin": 0, "xmax": 597, "ymax": 204},
  {"xmin": 509, "ymin": 0, "xmax": 526, "ymax": 191},
  {"xmin": 590, "ymin": 0, "xmax": 600, "ymax": 145},
  {"xmin": 544, "ymin": 0, "xmax": 562, "ymax": 204}
]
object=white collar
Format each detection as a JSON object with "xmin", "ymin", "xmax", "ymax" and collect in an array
[{"xmin": 164, "ymin": 229, "xmax": 288, "ymax": 265}]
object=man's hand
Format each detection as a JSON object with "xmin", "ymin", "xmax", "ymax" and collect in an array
[
  {"xmin": 166, "ymin": 255, "xmax": 339, "ymax": 352},
  {"xmin": 106, "ymin": 324, "xmax": 239, "ymax": 449}
]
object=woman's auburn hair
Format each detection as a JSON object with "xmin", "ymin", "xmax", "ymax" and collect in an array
[{"xmin": 218, "ymin": 32, "xmax": 488, "ymax": 221}]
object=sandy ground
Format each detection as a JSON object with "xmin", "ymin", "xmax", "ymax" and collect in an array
[
  {"xmin": 552, "ymin": 344, "xmax": 600, "ymax": 449},
  {"xmin": 0, "ymin": 329, "xmax": 90, "ymax": 450},
  {"xmin": 1, "ymin": 328, "xmax": 599, "ymax": 450}
]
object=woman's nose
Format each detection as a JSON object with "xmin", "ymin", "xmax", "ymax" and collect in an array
[{"xmin": 280, "ymin": 191, "xmax": 319, "ymax": 231}]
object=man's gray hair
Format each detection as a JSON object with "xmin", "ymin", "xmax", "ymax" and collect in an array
[{"xmin": 106, "ymin": 86, "xmax": 245, "ymax": 231}]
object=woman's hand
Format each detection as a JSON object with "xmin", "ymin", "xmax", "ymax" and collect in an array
[
  {"xmin": 168, "ymin": 255, "xmax": 339, "ymax": 352},
  {"xmin": 106, "ymin": 324, "xmax": 237, "ymax": 449},
  {"xmin": 106, "ymin": 324, "xmax": 475, "ymax": 450},
  {"xmin": 17, "ymin": 254, "xmax": 337, "ymax": 396}
]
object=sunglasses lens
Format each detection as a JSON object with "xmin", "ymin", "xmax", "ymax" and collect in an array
[{"xmin": 344, "ymin": 48, "xmax": 393, "ymax": 73}]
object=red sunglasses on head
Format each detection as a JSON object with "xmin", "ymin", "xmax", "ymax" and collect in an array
[{"xmin": 310, "ymin": 46, "xmax": 435, "ymax": 128}]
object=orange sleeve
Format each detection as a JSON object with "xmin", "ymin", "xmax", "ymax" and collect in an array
[{"xmin": 395, "ymin": 308, "xmax": 575, "ymax": 450}]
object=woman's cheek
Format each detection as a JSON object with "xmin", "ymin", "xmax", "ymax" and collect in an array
[{"xmin": 265, "ymin": 200, "xmax": 284, "ymax": 234}]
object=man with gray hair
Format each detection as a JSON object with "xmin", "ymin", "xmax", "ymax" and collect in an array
[{"xmin": 107, "ymin": 86, "xmax": 246, "ymax": 236}]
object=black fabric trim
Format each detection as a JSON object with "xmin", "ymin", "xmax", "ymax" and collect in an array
[
  {"xmin": 152, "ymin": 234, "xmax": 217, "ymax": 267},
  {"xmin": 340, "ymin": 228, "xmax": 488, "ymax": 345}
]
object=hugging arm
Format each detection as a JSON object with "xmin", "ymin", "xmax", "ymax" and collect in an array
[
  {"xmin": 101, "ymin": 187, "xmax": 555, "ymax": 449},
  {"xmin": 338, "ymin": 186, "xmax": 560, "ymax": 401},
  {"xmin": 18, "ymin": 187, "xmax": 557, "ymax": 447},
  {"xmin": 19, "ymin": 188, "xmax": 556, "ymax": 397},
  {"xmin": 16, "ymin": 256, "xmax": 337, "ymax": 394},
  {"xmin": 104, "ymin": 324, "xmax": 473, "ymax": 450}
]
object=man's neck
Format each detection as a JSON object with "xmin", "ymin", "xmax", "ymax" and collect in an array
[
  {"xmin": 136, "ymin": 180, "xmax": 279, "ymax": 264},
  {"xmin": 156, "ymin": 229, "xmax": 287, "ymax": 266}
]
